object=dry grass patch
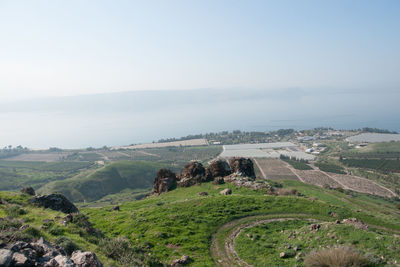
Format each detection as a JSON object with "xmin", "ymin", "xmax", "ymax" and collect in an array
[{"xmin": 305, "ymin": 246, "xmax": 369, "ymax": 267}]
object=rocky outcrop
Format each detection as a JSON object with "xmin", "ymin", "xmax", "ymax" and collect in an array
[
  {"xmin": 220, "ymin": 188, "xmax": 232, "ymax": 195},
  {"xmin": 153, "ymin": 169, "xmax": 177, "ymax": 194},
  {"xmin": 0, "ymin": 237, "xmax": 102, "ymax": 267},
  {"xmin": 30, "ymin": 194, "xmax": 78, "ymax": 214},
  {"xmin": 178, "ymin": 162, "xmax": 212, "ymax": 187},
  {"xmin": 21, "ymin": 187, "xmax": 35, "ymax": 196},
  {"xmin": 70, "ymin": 250, "xmax": 102, "ymax": 267},
  {"xmin": 229, "ymin": 157, "xmax": 255, "ymax": 178},
  {"xmin": 171, "ymin": 255, "xmax": 190, "ymax": 266},
  {"xmin": 207, "ymin": 160, "xmax": 231, "ymax": 178}
]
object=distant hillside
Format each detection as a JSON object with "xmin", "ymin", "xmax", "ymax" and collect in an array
[{"xmin": 38, "ymin": 161, "xmax": 170, "ymax": 202}]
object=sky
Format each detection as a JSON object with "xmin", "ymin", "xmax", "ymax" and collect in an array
[{"xmin": 0, "ymin": 0, "xmax": 399, "ymax": 101}]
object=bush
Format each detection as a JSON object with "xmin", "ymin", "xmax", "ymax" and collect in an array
[
  {"xmin": 5, "ymin": 205, "xmax": 26, "ymax": 217},
  {"xmin": 99, "ymin": 237, "xmax": 147, "ymax": 265},
  {"xmin": 48, "ymin": 225, "xmax": 65, "ymax": 236},
  {"xmin": 304, "ymin": 246, "xmax": 370, "ymax": 267},
  {"xmin": 22, "ymin": 226, "xmax": 41, "ymax": 238},
  {"xmin": 54, "ymin": 236, "xmax": 79, "ymax": 255}
]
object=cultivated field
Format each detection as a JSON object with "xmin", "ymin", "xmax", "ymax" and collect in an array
[
  {"xmin": 111, "ymin": 138, "xmax": 208, "ymax": 150},
  {"xmin": 254, "ymin": 158, "xmax": 396, "ymax": 198},
  {"xmin": 330, "ymin": 173, "xmax": 396, "ymax": 198},
  {"xmin": 292, "ymin": 169, "xmax": 341, "ymax": 188},
  {"xmin": 254, "ymin": 159, "xmax": 299, "ymax": 180},
  {"xmin": 5, "ymin": 152, "xmax": 70, "ymax": 162}
]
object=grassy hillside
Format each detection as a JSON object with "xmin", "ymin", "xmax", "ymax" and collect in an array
[
  {"xmin": 83, "ymin": 180, "xmax": 400, "ymax": 266},
  {"xmin": 2, "ymin": 178, "xmax": 400, "ymax": 266},
  {"xmin": 38, "ymin": 161, "xmax": 171, "ymax": 202},
  {"xmin": 0, "ymin": 160, "xmax": 94, "ymax": 191}
]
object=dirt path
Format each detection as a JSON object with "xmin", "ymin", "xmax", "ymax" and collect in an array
[
  {"xmin": 211, "ymin": 214, "xmax": 313, "ymax": 266},
  {"xmin": 210, "ymin": 214, "xmax": 400, "ymax": 266},
  {"xmin": 116, "ymin": 151, "xmax": 131, "ymax": 157},
  {"xmin": 253, "ymin": 159, "xmax": 267, "ymax": 179},
  {"xmin": 281, "ymin": 161, "xmax": 307, "ymax": 183}
]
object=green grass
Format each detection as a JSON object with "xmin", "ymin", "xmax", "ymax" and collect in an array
[
  {"xmin": 0, "ymin": 160, "xmax": 94, "ymax": 191},
  {"xmin": 2, "ymin": 176, "xmax": 400, "ymax": 266},
  {"xmin": 83, "ymin": 181, "xmax": 400, "ymax": 266},
  {"xmin": 235, "ymin": 219, "xmax": 397, "ymax": 266}
]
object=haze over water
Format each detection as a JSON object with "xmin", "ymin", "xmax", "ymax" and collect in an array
[{"xmin": 1, "ymin": 88, "xmax": 398, "ymax": 149}]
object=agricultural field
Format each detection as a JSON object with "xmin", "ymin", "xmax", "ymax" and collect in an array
[
  {"xmin": 113, "ymin": 138, "xmax": 208, "ymax": 149},
  {"xmin": 254, "ymin": 159, "xmax": 299, "ymax": 180},
  {"xmin": 4, "ymin": 152, "xmax": 71, "ymax": 162},
  {"xmin": 329, "ymin": 174, "xmax": 396, "ymax": 198},
  {"xmin": 291, "ymin": 169, "xmax": 341, "ymax": 188}
]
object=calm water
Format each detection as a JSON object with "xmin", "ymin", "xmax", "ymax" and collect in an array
[{"xmin": 0, "ymin": 89, "xmax": 399, "ymax": 149}]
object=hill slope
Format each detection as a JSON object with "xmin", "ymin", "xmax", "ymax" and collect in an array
[{"xmin": 38, "ymin": 161, "xmax": 170, "ymax": 202}]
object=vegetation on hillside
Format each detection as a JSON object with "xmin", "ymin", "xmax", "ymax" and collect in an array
[{"xmin": 38, "ymin": 161, "xmax": 171, "ymax": 202}]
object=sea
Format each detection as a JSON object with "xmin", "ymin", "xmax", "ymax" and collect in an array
[{"xmin": 0, "ymin": 88, "xmax": 399, "ymax": 149}]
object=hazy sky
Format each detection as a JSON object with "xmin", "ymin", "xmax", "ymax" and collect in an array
[{"xmin": 0, "ymin": 0, "xmax": 399, "ymax": 101}]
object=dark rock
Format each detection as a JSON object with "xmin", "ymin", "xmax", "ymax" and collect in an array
[
  {"xmin": 110, "ymin": 206, "xmax": 120, "ymax": 211},
  {"xmin": 178, "ymin": 162, "xmax": 212, "ymax": 187},
  {"xmin": 30, "ymin": 194, "xmax": 78, "ymax": 214},
  {"xmin": 213, "ymin": 177, "xmax": 225, "ymax": 185},
  {"xmin": 310, "ymin": 224, "xmax": 321, "ymax": 231},
  {"xmin": 0, "ymin": 197, "xmax": 3, "ymax": 204},
  {"xmin": 153, "ymin": 169, "xmax": 177, "ymax": 194},
  {"xmin": 70, "ymin": 250, "xmax": 102, "ymax": 267},
  {"xmin": 171, "ymin": 255, "xmax": 190, "ymax": 266},
  {"xmin": 21, "ymin": 187, "xmax": 35, "ymax": 196},
  {"xmin": 0, "ymin": 249, "xmax": 13, "ymax": 267},
  {"xmin": 219, "ymin": 188, "xmax": 232, "ymax": 195},
  {"xmin": 10, "ymin": 241, "xmax": 30, "ymax": 252},
  {"xmin": 63, "ymin": 214, "xmax": 74, "ymax": 225},
  {"xmin": 229, "ymin": 157, "xmax": 255, "ymax": 178},
  {"xmin": 207, "ymin": 160, "xmax": 231, "ymax": 178},
  {"xmin": 197, "ymin": 192, "xmax": 208, "ymax": 196}
]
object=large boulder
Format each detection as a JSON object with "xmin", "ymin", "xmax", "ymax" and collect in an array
[
  {"xmin": 207, "ymin": 160, "xmax": 231, "ymax": 178},
  {"xmin": 178, "ymin": 162, "xmax": 212, "ymax": 187},
  {"xmin": 229, "ymin": 157, "xmax": 255, "ymax": 178},
  {"xmin": 30, "ymin": 194, "xmax": 78, "ymax": 214},
  {"xmin": 0, "ymin": 249, "xmax": 13, "ymax": 267},
  {"xmin": 21, "ymin": 187, "xmax": 35, "ymax": 196},
  {"xmin": 153, "ymin": 169, "xmax": 177, "ymax": 194},
  {"xmin": 3, "ymin": 237, "xmax": 102, "ymax": 267},
  {"xmin": 71, "ymin": 250, "xmax": 102, "ymax": 267}
]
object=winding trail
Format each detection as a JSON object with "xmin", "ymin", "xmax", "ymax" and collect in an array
[
  {"xmin": 210, "ymin": 214, "xmax": 314, "ymax": 266},
  {"xmin": 210, "ymin": 214, "xmax": 400, "ymax": 266}
]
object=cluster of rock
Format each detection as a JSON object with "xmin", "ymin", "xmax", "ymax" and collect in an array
[
  {"xmin": 153, "ymin": 157, "xmax": 270, "ymax": 194},
  {"xmin": 0, "ymin": 237, "xmax": 102, "ymax": 267},
  {"xmin": 30, "ymin": 194, "xmax": 79, "ymax": 214}
]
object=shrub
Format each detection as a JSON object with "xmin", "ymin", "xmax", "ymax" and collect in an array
[
  {"xmin": 54, "ymin": 236, "xmax": 79, "ymax": 255},
  {"xmin": 5, "ymin": 205, "xmax": 26, "ymax": 217},
  {"xmin": 304, "ymin": 246, "xmax": 370, "ymax": 267},
  {"xmin": 48, "ymin": 225, "xmax": 65, "ymax": 236},
  {"xmin": 22, "ymin": 226, "xmax": 41, "ymax": 238}
]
